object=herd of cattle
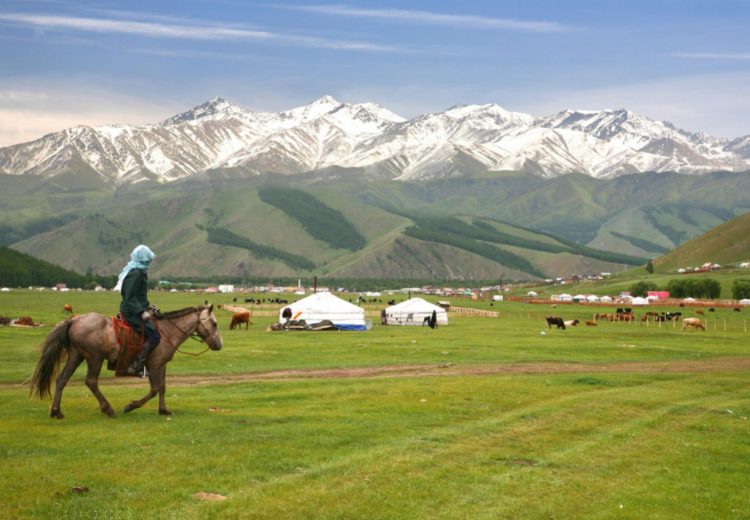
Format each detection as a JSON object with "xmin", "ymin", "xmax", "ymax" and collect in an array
[{"xmin": 543, "ymin": 306, "xmax": 734, "ymax": 331}]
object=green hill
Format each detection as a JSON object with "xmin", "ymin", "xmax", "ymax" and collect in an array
[
  {"xmin": 3, "ymin": 171, "xmax": 750, "ymax": 281},
  {"xmin": 653, "ymin": 211, "xmax": 750, "ymax": 272},
  {"xmin": 0, "ymin": 246, "xmax": 111, "ymax": 288}
]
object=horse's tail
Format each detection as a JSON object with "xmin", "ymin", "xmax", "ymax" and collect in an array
[{"xmin": 30, "ymin": 319, "xmax": 73, "ymax": 399}]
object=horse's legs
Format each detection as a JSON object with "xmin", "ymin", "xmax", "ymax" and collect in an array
[
  {"xmin": 50, "ymin": 349, "xmax": 83, "ymax": 419},
  {"xmin": 84, "ymin": 356, "xmax": 115, "ymax": 417},
  {"xmin": 157, "ymin": 365, "xmax": 171, "ymax": 416},
  {"xmin": 123, "ymin": 364, "xmax": 160, "ymax": 414}
]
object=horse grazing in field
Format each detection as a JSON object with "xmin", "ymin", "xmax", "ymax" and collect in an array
[
  {"xmin": 681, "ymin": 317, "xmax": 705, "ymax": 331},
  {"xmin": 229, "ymin": 311, "xmax": 251, "ymax": 330},
  {"xmin": 545, "ymin": 316, "xmax": 566, "ymax": 330},
  {"xmin": 63, "ymin": 304, "xmax": 73, "ymax": 315},
  {"xmin": 30, "ymin": 305, "xmax": 222, "ymax": 419}
]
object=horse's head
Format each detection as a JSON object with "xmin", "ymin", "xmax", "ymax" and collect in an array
[{"xmin": 197, "ymin": 304, "xmax": 223, "ymax": 351}]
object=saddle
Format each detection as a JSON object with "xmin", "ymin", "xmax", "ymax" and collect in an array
[{"xmin": 108, "ymin": 314, "xmax": 144, "ymax": 376}]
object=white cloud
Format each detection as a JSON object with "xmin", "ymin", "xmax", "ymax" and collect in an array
[
  {"xmin": 672, "ymin": 52, "xmax": 750, "ymax": 61},
  {"xmin": 0, "ymin": 12, "xmax": 402, "ymax": 52},
  {"xmin": 0, "ymin": 85, "xmax": 182, "ymax": 147},
  {"xmin": 276, "ymin": 4, "xmax": 571, "ymax": 32}
]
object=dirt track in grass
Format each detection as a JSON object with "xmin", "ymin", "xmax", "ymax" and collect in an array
[{"xmin": 6, "ymin": 357, "xmax": 750, "ymax": 390}]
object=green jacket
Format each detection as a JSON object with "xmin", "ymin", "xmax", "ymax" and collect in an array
[{"xmin": 119, "ymin": 268, "xmax": 156, "ymax": 334}]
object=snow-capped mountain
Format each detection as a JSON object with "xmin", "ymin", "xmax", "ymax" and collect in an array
[{"xmin": 1, "ymin": 96, "xmax": 748, "ymax": 185}]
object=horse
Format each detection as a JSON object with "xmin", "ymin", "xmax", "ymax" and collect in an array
[
  {"xmin": 229, "ymin": 311, "xmax": 250, "ymax": 330},
  {"xmin": 681, "ymin": 317, "xmax": 705, "ymax": 331},
  {"xmin": 30, "ymin": 305, "xmax": 222, "ymax": 419},
  {"xmin": 63, "ymin": 304, "xmax": 73, "ymax": 315}
]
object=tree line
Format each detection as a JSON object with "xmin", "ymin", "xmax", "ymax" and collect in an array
[
  {"xmin": 629, "ymin": 278, "xmax": 750, "ymax": 300},
  {"xmin": 0, "ymin": 247, "xmax": 115, "ymax": 288}
]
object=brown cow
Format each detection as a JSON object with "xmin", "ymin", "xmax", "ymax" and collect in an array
[
  {"xmin": 229, "ymin": 311, "xmax": 251, "ymax": 330},
  {"xmin": 63, "ymin": 304, "xmax": 73, "ymax": 315},
  {"xmin": 585, "ymin": 320, "xmax": 597, "ymax": 326}
]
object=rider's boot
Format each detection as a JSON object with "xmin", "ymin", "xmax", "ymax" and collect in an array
[{"xmin": 127, "ymin": 335, "xmax": 159, "ymax": 377}]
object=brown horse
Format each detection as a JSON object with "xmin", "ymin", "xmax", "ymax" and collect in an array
[
  {"xmin": 63, "ymin": 304, "xmax": 73, "ymax": 315},
  {"xmin": 30, "ymin": 305, "xmax": 222, "ymax": 418},
  {"xmin": 229, "ymin": 311, "xmax": 251, "ymax": 330}
]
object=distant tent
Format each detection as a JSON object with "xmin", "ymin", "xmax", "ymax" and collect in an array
[
  {"xmin": 599, "ymin": 295, "xmax": 613, "ymax": 303},
  {"xmin": 631, "ymin": 297, "xmax": 650, "ymax": 306},
  {"xmin": 279, "ymin": 292, "xmax": 367, "ymax": 331},
  {"xmin": 527, "ymin": 291, "xmax": 538, "ymax": 297},
  {"xmin": 586, "ymin": 295, "xmax": 600, "ymax": 302},
  {"xmin": 740, "ymin": 298, "xmax": 750, "ymax": 306},
  {"xmin": 383, "ymin": 298, "xmax": 448, "ymax": 326}
]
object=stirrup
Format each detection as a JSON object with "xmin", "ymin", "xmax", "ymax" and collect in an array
[{"xmin": 127, "ymin": 364, "xmax": 147, "ymax": 377}]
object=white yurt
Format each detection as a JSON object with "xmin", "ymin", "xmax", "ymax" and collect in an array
[
  {"xmin": 279, "ymin": 292, "xmax": 367, "ymax": 330},
  {"xmin": 383, "ymin": 298, "xmax": 448, "ymax": 326},
  {"xmin": 630, "ymin": 296, "xmax": 650, "ymax": 306},
  {"xmin": 599, "ymin": 295, "xmax": 613, "ymax": 303},
  {"xmin": 739, "ymin": 298, "xmax": 750, "ymax": 306}
]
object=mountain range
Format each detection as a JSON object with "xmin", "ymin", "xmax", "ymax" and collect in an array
[{"xmin": 2, "ymin": 96, "xmax": 749, "ymax": 185}]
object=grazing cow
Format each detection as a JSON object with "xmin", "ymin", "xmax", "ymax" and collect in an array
[
  {"xmin": 682, "ymin": 317, "xmax": 705, "ymax": 331},
  {"xmin": 563, "ymin": 319, "xmax": 580, "ymax": 327},
  {"xmin": 734, "ymin": 307, "xmax": 741, "ymax": 312},
  {"xmin": 229, "ymin": 311, "xmax": 251, "ymax": 330},
  {"xmin": 595, "ymin": 313, "xmax": 612, "ymax": 321},
  {"xmin": 63, "ymin": 304, "xmax": 73, "ymax": 315},
  {"xmin": 695, "ymin": 309, "xmax": 705, "ymax": 315},
  {"xmin": 585, "ymin": 320, "xmax": 597, "ymax": 326},
  {"xmin": 545, "ymin": 316, "xmax": 566, "ymax": 330},
  {"xmin": 708, "ymin": 308, "xmax": 716, "ymax": 312}
]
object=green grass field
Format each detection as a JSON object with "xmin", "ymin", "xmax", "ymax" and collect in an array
[{"xmin": 1, "ymin": 290, "xmax": 749, "ymax": 519}]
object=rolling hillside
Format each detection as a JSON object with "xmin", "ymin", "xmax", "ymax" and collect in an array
[
  {"xmin": 652, "ymin": 211, "xmax": 750, "ymax": 272},
  {"xmin": 3, "ymin": 171, "xmax": 750, "ymax": 281}
]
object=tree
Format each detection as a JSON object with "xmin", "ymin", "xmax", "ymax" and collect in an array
[
  {"xmin": 629, "ymin": 280, "xmax": 658, "ymax": 297},
  {"xmin": 732, "ymin": 279, "xmax": 750, "ymax": 300},
  {"xmin": 645, "ymin": 260, "xmax": 654, "ymax": 274}
]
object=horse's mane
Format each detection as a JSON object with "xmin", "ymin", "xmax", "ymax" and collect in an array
[{"xmin": 156, "ymin": 306, "xmax": 201, "ymax": 320}]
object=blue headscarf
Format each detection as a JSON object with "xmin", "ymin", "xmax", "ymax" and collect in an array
[{"xmin": 114, "ymin": 245, "xmax": 156, "ymax": 292}]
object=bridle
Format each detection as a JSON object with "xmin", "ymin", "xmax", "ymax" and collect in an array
[{"xmin": 155, "ymin": 309, "xmax": 217, "ymax": 356}]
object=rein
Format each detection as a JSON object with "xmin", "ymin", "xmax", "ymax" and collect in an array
[{"xmin": 154, "ymin": 312, "xmax": 212, "ymax": 356}]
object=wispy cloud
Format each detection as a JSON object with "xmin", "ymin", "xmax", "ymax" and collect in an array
[
  {"xmin": 274, "ymin": 4, "xmax": 571, "ymax": 32},
  {"xmin": 0, "ymin": 12, "xmax": 402, "ymax": 52},
  {"xmin": 673, "ymin": 52, "xmax": 750, "ymax": 61}
]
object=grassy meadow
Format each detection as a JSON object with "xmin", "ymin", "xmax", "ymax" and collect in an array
[{"xmin": 1, "ymin": 289, "xmax": 749, "ymax": 519}]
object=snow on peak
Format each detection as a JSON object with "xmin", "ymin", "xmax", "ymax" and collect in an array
[
  {"xmin": 1, "ymin": 95, "xmax": 748, "ymax": 185},
  {"xmin": 161, "ymin": 97, "xmax": 248, "ymax": 125}
]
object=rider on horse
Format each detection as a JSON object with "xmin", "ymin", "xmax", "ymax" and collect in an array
[{"xmin": 115, "ymin": 245, "xmax": 160, "ymax": 376}]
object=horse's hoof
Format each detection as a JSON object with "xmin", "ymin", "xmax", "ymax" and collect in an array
[
  {"xmin": 102, "ymin": 407, "xmax": 116, "ymax": 417},
  {"xmin": 159, "ymin": 408, "xmax": 172, "ymax": 416},
  {"xmin": 50, "ymin": 410, "xmax": 64, "ymax": 419},
  {"xmin": 123, "ymin": 403, "xmax": 137, "ymax": 414}
]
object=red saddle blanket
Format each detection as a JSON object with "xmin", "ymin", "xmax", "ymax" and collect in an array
[{"xmin": 109, "ymin": 315, "xmax": 144, "ymax": 376}]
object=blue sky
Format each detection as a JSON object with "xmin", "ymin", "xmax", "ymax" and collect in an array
[{"xmin": 1, "ymin": 0, "xmax": 749, "ymax": 145}]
